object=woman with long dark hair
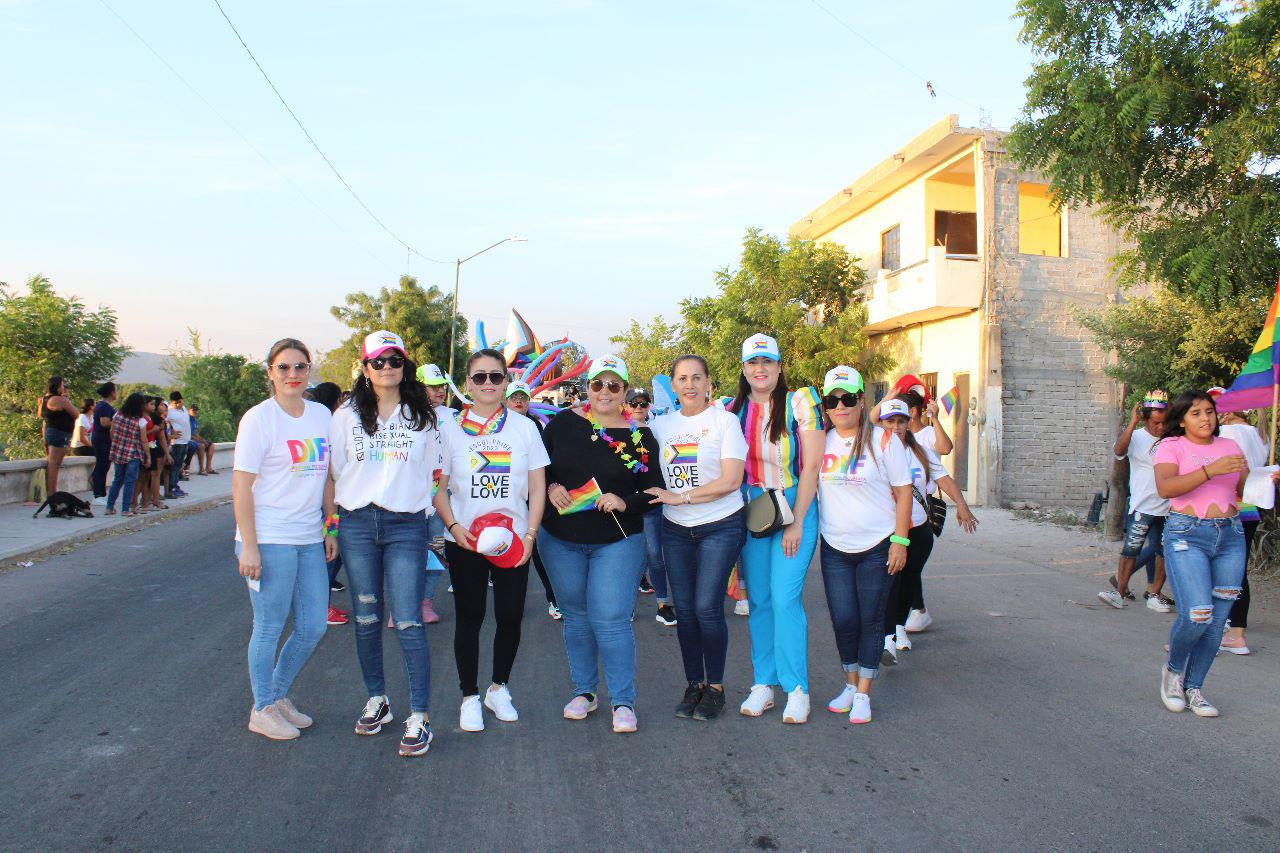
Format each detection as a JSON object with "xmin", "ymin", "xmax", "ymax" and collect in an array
[
  {"xmin": 817, "ymin": 366, "xmax": 913, "ymax": 725},
  {"xmin": 327, "ymin": 331, "xmax": 442, "ymax": 757},
  {"xmin": 105, "ymin": 392, "xmax": 149, "ymax": 517},
  {"xmin": 232, "ymin": 337, "xmax": 333, "ymax": 741},
  {"xmin": 729, "ymin": 334, "xmax": 824, "ymax": 724},
  {"xmin": 37, "ymin": 376, "xmax": 78, "ymax": 496},
  {"xmin": 1152, "ymin": 390, "xmax": 1269, "ymax": 718}
]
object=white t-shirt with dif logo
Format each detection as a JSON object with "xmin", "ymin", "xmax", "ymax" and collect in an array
[
  {"xmin": 1121, "ymin": 427, "xmax": 1170, "ymax": 516},
  {"xmin": 329, "ymin": 402, "xmax": 443, "ymax": 514},
  {"xmin": 650, "ymin": 406, "xmax": 749, "ymax": 527},
  {"xmin": 233, "ymin": 397, "xmax": 334, "ymax": 545},
  {"xmin": 439, "ymin": 408, "xmax": 549, "ymax": 539},
  {"xmin": 818, "ymin": 426, "xmax": 913, "ymax": 553},
  {"xmin": 905, "ymin": 443, "xmax": 948, "ymax": 528}
]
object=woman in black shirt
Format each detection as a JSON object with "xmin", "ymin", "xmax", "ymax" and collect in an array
[{"xmin": 540, "ymin": 355, "xmax": 662, "ymax": 733}]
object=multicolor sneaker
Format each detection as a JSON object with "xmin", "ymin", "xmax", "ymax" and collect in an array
[
  {"xmin": 612, "ymin": 705, "xmax": 638, "ymax": 733},
  {"xmin": 848, "ymin": 692, "xmax": 872, "ymax": 724},
  {"xmin": 563, "ymin": 694, "xmax": 597, "ymax": 720},
  {"xmin": 827, "ymin": 684, "xmax": 857, "ymax": 714},
  {"xmin": 356, "ymin": 696, "xmax": 393, "ymax": 735},
  {"xmin": 398, "ymin": 713, "xmax": 433, "ymax": 756}
]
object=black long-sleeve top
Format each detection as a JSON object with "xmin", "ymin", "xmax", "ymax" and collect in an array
[{"xmin": 540, "ymin": 408, "xmax": 663, "ymax": 544}]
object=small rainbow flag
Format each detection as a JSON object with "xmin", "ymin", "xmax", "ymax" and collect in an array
[
  {"xmin": 475, "ymin": 450, "xmax": 512, "ymax": 473},
  {"xmin": 1217, "ymin": 276, "xmax": 1280, "ymax": 413},
  {"xmin": 666, "ymin": 442, "xmax": 698, "ymax": 465},
  {"xmin": 940, "ymin": 386, "xmax": 959, "ymax": 415},
  {"xmin": 559, "ymin": 478, "xmax": 603, "ymax": 515}
]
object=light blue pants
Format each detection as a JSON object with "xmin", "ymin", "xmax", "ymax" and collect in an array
[{"xmin": 740, "ymin": 484, "xmax": 819, "ymax": 693}]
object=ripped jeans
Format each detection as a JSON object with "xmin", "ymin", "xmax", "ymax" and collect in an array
[
  {"xmin": 338, "ymin": 505, "xmax": 432, "ymax": 714},
  {"xmin": 1162, "ymin": 512, "xmax": 1245, "ymax": 691}
]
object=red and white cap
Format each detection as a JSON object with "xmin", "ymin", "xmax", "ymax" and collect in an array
[
  {"xmin": 362, "ymin": 330, "xmax": 406, "ymax": 361},
  {"xmin": 892, "ymin": 374, "xmax": 931, "ymax": 402},
  {"xmin": 469, "ymin": 512, "xmax": 526, "ymax": 569}
]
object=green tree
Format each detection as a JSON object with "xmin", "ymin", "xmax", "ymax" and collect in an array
[
  {"xmin": 608, "ymin": 316, "xmax": 686, "ymax": 391},
  {"xmin": 1008, "ymin": 0, "xmax": 1280, "ymax": 302},
  {"xmin": 0, "ymin": 275, "xmax": 127, "ymax": 459},
  {"xmin": 166, "ymin": 330, "xmax": 267, "ymax": 442},
  {"xmin": 328, "ymin": 276, "xmax": 468, "ymax": 384}
]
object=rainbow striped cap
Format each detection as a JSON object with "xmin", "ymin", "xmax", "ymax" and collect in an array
[{"xmin": 1143, "ymin": 389, "xmax": 1169, "ymax": 409}]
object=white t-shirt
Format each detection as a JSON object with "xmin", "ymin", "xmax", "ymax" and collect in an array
[
  {"xmin": 233, "ymin": 397, "xmax": 333, "ymax": 545},
  {"xmin": 329, "ymin": 402, "xmax": 442, "ymax": 514},
  {"xmin": 819, "ymin": 426, "xmax": 912, "ymax": 553},
  {"xmin": 905, "ymin": 443, "xmax": 948, "ymax": 528},
  {"xmin": 650, "ymin": 406, "xmax": 749, "ymax": 527},
  {"xmin": 73, "ymin": 413, "xmax": 92, "ymax": 448},
  {"xmin": 1219, "ymin": 423, "xmax": 1267, "ymax": 469},
  {"xmin": 439, "ymin": 408, "xmax": 549, "ymax": 539},
  {"xmin": 912, "ymin": 424, "xmax": 944, "ymax": 494},
  {"xmin": 167, "ymin": 406, "xmax": 191, "ymax": 444},
  {"xmin": 1121, "ymin": 427, "xmax": 1170, "ymax": 516}
]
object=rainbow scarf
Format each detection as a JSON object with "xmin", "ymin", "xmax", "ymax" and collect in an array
[
  {"xmin": 1217, "ymin": 276, "xmax": 1280, "ymax": 412},
  {"xmin": 558, "ymin": 478, "xmax": 603, "ymax": 515},
  {"xmin": 456, "ymin": 406, "xmax": 507, "ymax": 436}
]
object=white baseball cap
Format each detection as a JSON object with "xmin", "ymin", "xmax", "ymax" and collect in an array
[
  {"xmin": 505, "ymin": 380, "xmax": 532, "ymax": 399},
  {"xmin": 741, "ymin": 333, "xmax": 780, "ymax": 363},
  {"xmin": 417, "ymin": 363, "xmax": 447, "ymax": 386},
  {"xmin": 878, "ymin": 398, "xmax": 911, "ymax": 420},
  {"xmin": 587, "ymin": 354, "xmax": 629, "ymax": 383},
  {"xmin": 822, "ymin": 365, "xmax": 865, "ymax": 396},
  {"xmin": 362, "ymin": 330, "xmax": 406, "ymax": 361}
]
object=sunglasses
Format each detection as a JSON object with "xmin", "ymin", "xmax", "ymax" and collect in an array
[
  {"xmin": 589, "ymin": 379, "xmax": 625, "ymax": 394},
  {"xmin": 822, "ymin": 392, "xmax": 862, "ymax": 410},
  {"xmin": 470, "ymin": 371, "xmax": 506, "ymax": 386},
  {"xmin": 366, "ymin": 355, "xmax": 405, "ymax": 370},
  {"xmin": 629, "ymin": 400, "xmax": 651, "ymax": 409},
  {"xmin": 271, "ymin": 362, "xmax": 311, "ymax": 374}
]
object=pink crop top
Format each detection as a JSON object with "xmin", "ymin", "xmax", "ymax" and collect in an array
[{"xmin": 1152, "ymin": 436, "xmax": 1243, "ymax": 517}]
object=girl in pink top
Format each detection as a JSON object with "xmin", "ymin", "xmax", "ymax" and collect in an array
[{"xmin": 1151, "ymin": 390, "xmax": 1275, "ymax": 719}]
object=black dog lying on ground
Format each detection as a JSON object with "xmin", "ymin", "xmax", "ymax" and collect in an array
[{"xmin": 33, "ymin": 491, "xmax": 94, "ymax": 519}]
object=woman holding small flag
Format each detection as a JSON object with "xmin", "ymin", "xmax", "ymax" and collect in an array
[
  {"xmin": 539, "ymin": 354, "xmax": 662, "ymax": 733},
  {"xmin": 433, "ymin": 349, "xmax": 549, "ymax": 732}
]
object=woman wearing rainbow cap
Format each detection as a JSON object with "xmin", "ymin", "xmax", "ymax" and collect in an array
[
  {"xmin": 539, "ymin": 354, "xmax": 662, "ymax": 732},
  {"xmin": 730, "ymin": 333, "xmax": 825, "ymax": 725}
]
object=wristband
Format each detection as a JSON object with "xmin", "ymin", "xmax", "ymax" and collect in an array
[
  {"xmin": 323, "ymin": 514, "xmax": 339, "ymax": 537},
  {"xmin": 683, "ymin": 491, "xmax": 693, "ymax": 505},
  {"xmin": 889, "ymin": 534, "xmax": 910, "ymax": 547},
  {"xmin": 448, "ymin": 521, "xmax": 464, "ymax": 534}
]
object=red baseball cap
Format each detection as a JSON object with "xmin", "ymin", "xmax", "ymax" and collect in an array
[
  {"xmin": 469, "ymin": 512, "xmax": 526, "ymax": 569},
  {"xmin": 892, "ymin": 374, "xmax": 931, "ymax": 402}
]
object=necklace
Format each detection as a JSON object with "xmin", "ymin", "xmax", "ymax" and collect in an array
[
  {"xmin": 582, "ymin": 405, "xmax": 649, "ymax": 473},
  {"xmin": 456, "ymin": 406, "xmax": 507, "ymax": 437}
]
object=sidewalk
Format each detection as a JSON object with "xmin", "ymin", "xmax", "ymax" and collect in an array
[{"xmin": 0, "ymin": 469, "xmax": 232, "ymax": 567}]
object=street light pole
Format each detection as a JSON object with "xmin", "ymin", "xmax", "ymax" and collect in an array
[{"xmin": 446, "ymin": 236, "xmax": 527, "ymax": 386}]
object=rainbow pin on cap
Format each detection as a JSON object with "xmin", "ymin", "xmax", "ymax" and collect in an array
[
  {"xmin": 878, "ymin": 399, "xmax": 911, "ymax": 420},
  {"xmin": 587, "ymin": 354, "xmax": 629, "ymax": 383},
  {"xmin": 822, "ymin": 365, "xmax": 865, "ymax": 396},
  {"xmin": 469, "ymin": 512, "xmax": 526, "ymax": 569},
  {"xmin": 505, "ymin": 380, "xmax": 532, "ymax": 399},
  {"xmin": 1143, "ymin": 390, "xmax": 1169, "ymax": 409},
  {"xmin": 417, "ymin": 363, "xmax": 447, "ymax": 386},
  {"xmin": 741, "ymin": 333, "xmax": 780, "ymax": 363},
  {"xmin": 362, "ymin": 330, "xmax": 406, "ymax": 361}
]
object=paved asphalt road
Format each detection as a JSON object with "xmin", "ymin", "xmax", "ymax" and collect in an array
[{"xmin": 3, "ymin": 506, "xmax": 1279, "ymax": 851}]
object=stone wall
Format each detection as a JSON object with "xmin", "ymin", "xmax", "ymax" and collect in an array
[{"xmin": 988, "ymin": 156, "xmax": 1122, "ymax": 511}]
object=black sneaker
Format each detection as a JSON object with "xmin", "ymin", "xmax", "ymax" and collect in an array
[
  {"xmin": 675, "ymin": 683, "xmax": 705, "ymax": 718},
  {"xmin": 691, "ymin": 685, "xmax": 726, "ymax": 721},
  {"xmin": 638, "ymin": 574, "xmax": 654, "ymax": 594},
  {"xmin": 355, "ymin": 696, "xmax": 392, "ymax": 735},
  {"xmin": 398, "ymin": 714, "xmax": 433, "ymax": 757},
  {"xmin": 330, "ymin": 579, "xmax": 345, "ymax": 592},
  {"xmin": 655, "ymin": 604, "xmax": 677, "ymax": 626}
]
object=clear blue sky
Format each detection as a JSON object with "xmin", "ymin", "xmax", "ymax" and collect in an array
[{"xmin": 1, "ymin": 0, "xmax": 1034, "ymax": 360}]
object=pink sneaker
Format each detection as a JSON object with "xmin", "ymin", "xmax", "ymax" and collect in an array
[
  {"xmin": 562, "ymin": 694, "xmax": 598, "ymax": 720},
  {"xmin": 1220, "ymin": 633, "xmax": 1251, "ymax": 655},
  {"xmin": 612, "ymin": 705, "xmax": 638, "ymax": 733},
  {"xmin": 421, "ymin": 599, "xmax": 441, "ymax": 624}
]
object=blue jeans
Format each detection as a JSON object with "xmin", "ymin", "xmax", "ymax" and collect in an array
[
  {"xmin": 1121, "ymin": 511, "xmax": 1165, "ymax": 584},
  {"xmin": 820, "ymin": 537, "xmax": 894, "ymax": 681},
  {"xmin": 167, "ymin": 443, "xmax": 188, "ymax": 492},
  {"xmin": 643, "ymin": 509, "xmax": 670, "ymax": 604},
  {"xmin": 424, "ymin": 512, "xmax": 446, "ymax": 600},
  {"xmin": 106, "ymin": 459, "xmax": 140, "ymax": 511},
  {"xmin": 539, "ymin": 529, "xmax": 646, "ymax": 708},
  {"xmin": 661, "ymin": 509, "xmax": 746, "ymax": 684},
  {"xmin": 1163, "ymin": 513, "xmax": 1246, "ymax": 690},
  {"xmin": 338, "ymin": 505, "xmax": 433, "ymax": 714},
  {"xmin": 740, "ymin": 484, "xmax": 819, "ymax": 692},
  {"xmin": 237, "ymin": 542, "xmax": 329, "ymax": 710}
]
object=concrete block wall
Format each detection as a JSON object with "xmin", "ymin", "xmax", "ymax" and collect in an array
[
  {"xmin": 0, "ymin": 443, "xmax": 235, "ymax": 505},
  {"xmin": 988, "ymin": 159, "xmax": 1122, "ymax": 512}
]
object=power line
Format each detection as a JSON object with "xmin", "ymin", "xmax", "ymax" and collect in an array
[
  {"xmin": 806, "ymin": 0, "xmax": 983, "ymax": 112},
  {"xmin": 209, "ymin": 0, "xmax": 448, "ymax": 265},
  {"xmin": 94, "ymin": 0, "xmax": 395, "ymax": 274}
]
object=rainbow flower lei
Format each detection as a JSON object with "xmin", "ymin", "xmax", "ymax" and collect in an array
[
  {"xmin": 582, "ymin": 405, "xmax": 649, "ymax": 473},
  {"xmin": 456, "ymin": 406, "xmax": 507, "ymax": 437}
]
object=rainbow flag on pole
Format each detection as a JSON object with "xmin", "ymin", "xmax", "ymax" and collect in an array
[
  {"xmin": 940, "ymin": 386, "xmax": 959, "ymax": 415},
  {"xmin": 1216, "ymin": 277, "xmax": 1280, "ymax": 413},
  {"xmin": 558, "ymin": 478, "xmax": 603, "ymax": 515}
]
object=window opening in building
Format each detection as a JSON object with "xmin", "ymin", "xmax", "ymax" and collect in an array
[
  {"xmin": 1018, "ymin": 183, "xmax": 1065, "ymax": 257},
  {"xmin": 935, "ymin": 210, "xmax": 977, "ymax": 255},
  {"xmin": 881, "ymin": 225, "xmax": 901, "ymax": 272}
]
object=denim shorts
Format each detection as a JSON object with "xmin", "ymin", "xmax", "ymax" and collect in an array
[
  {"xmin": 43, "ymin": 427, "xmax": 72, "ymax": 448},
  {"xmin": 1120, "ymin": 511, "xmax": 1165, "ymax": 558}
]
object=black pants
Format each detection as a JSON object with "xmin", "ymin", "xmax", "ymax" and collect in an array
[
  {"xmin": 445, "ymin": 542, "xmax": 529, "ymax": 696},
  {"xmin": 91, "ymin": 444, "xmax": 112, "ymax": 497},
  {"xmin": 884, "ymin": 523, "xmax": 934, "ymax": 633},
  {"xmin": 532, "ymin": 545, "xmax": 556, "ymax": 605},
  {"xmin": 1229, "ymin": 519, "xmax": 1258, "ymax": 629}
]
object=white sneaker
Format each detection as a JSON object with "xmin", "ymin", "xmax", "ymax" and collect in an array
[
  {"xmin": 484, "ymin": 684, "xmax": 519, "ymax": 722},
  {"xmin": 739, "ymin": 684, "xmax": 774, "ymax": 717},
  {"xmin": 248, "ymin": 703, "xmax": 300, "ymax": 740},
  {"xmin": 782, "ymin": 688, "xmax": 809, "ymax": 724},
  {"xmin": 1097, "ymin": 590, "xmax": 1126, "ymax": 609},
  {"xmin": 1160, "ymin": 666, "xmax": 1186, "ymax": 713},
  {"xmin": 848, "ymin": 692, "xmax": 872, "ymax": 724},
  {"xmin": 1186, "ymin": 687, "xmax": 1220, "ymax": 717},
  {"xmin": 459, "ymin": 695, "xmax": 485, "ymax": 731},
  {"xmin": 827, "ymin": 684, "xmax": 857, "ymax": 713},
  {"xmin": 92, "ymin": 495, "xmax": 107, "ymax": 507},
  {"xmin": 733, "ymin": 599, "xmax": 750, "ymax": 617},
  {"xmin": 904, "ymin": 608, "xmax": 932, "ymax": 632},
  {"xmin": 1144, "ymin": 593, "xmax": 1171, "ymax": 614},
  {"xmin": 895, "ymin": 625, "xmax": 912, "ymax": 651},
  {"xmin": 882, "ymin": 635, "xmax": 898, "ymax": 666}
]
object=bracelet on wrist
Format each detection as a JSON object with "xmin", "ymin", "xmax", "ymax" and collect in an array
[
  {"xmin": 323, "ymin": 514, "xmax": 340, "ymax": 537},
  {"xmin": 889, "ymin": 534, "xmax": 910, "ymax": 547}
]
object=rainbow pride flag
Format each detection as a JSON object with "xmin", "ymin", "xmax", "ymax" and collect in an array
[
  {"xmin": 1217, "ymin": 277, "xmax": 1280, "ymax": 413},
  {"xmin": 940, "ymin": 386, "xmax": 959, "ymax": 415},
  {"xmin": 558, "ymin": 478, "xmax": 603, "ymax": 515}
]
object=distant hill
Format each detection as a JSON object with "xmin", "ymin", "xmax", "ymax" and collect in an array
[{"xmin": 116, "ymin": 351, "xmax": 173, "ymax": 385}]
